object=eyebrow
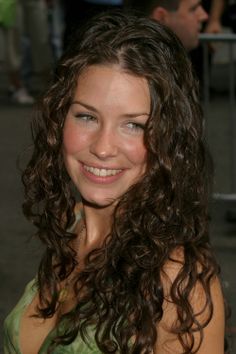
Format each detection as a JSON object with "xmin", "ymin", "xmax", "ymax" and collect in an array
[{"xmin": 71, "ymin": 100, "xmax": 150, "ymax": 118}]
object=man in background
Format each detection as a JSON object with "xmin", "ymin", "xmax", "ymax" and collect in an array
[{"xmin": 124, "ymin": 0, "xmax": 208, "ymax": 51}]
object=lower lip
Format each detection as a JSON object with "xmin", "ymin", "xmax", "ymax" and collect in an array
[{"xmin": 81, "ymin": 164, "xmax": 125, "ymax": 184}]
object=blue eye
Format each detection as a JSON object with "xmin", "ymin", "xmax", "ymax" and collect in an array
[
  {"xmin": 126, "ymin": 122, "xmax": 145, "ymax": 131},
  {"xmin": 75, "ymin": 113, "xmax": 96, "ymax": 122}
]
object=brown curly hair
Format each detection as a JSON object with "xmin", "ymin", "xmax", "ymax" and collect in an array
[{"xmin": 22, "ymin": 10, "xmax": 219, "ymax": 354}]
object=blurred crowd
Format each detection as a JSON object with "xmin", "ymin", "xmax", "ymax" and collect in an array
[{"xmin": 0, "ymin": 0, "xmax": 236, "ymax": 105}]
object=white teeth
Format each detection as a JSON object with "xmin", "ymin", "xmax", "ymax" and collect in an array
[
  {"xmin": 84, "ymin": 165, "xmax": 122, "ymax": 177},
  {"xmin": 94, "ymin": 168, "xmax": 99, "ymax": 176},
  {"xmin": 100, "ymin": 169, "xmax": 107, "ymax": 177}
]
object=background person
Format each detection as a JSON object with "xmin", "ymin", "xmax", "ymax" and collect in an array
[
  {"xmin": 62, "ymin": 0, "xmax": 123, "ymax": 49},
  {"xmin": 124, "ymin": 0, "xmax": 208, "ymax": 51},
  {"xmin": 4, "ymin": 11, "xmax": 225, "ymax": 354},
  {"xmin": 204, "ymin": 0, "xmax": 225, "ymax": 34},
  {"xmin": 19, "ymin": 0, "xmax": 53, "ymax": 90},
  {"xmin": 0, "ymin": 0, "xmax": 34, "ymax": 104},
  {"xmin": 0, "ymin": 0, "xmax": 53, "ymax": 104},
  {"xmin": 190, "ymin": 0, "xmax": 225, "ymax": 86}
]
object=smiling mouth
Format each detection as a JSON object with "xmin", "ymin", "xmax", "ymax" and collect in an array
[{"xmin": 83, "ymin": 165, "xmax": 122, "ymax": 177}]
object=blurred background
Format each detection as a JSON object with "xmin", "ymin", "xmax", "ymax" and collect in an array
[{"xmin": 1, "ymin": 0, "xmax": 236, "ymax": 352}]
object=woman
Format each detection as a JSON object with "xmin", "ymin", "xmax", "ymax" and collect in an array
[{"xmin": 4, "ymin": 10, "xmax": 225, "ymax": 354}]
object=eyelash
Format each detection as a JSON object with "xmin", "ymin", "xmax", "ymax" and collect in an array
[
  {"xmin": 126, "ymin": 122, "xmax": 145, "ymax": 131},
  {"xmin": 75, "ymin": 113, "xmax": 96, "ymax": 122},
  {"xmin": 74, "ymin": 113, "xmax": 145, "ymax": 132}
]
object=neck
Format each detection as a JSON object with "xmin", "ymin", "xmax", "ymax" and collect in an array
[{"xmin": 80, "ymin": 201, "xmax": 114, "ymax": 250}]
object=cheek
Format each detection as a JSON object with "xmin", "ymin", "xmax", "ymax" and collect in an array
[
  {"xmin": 124, "ymin": 140, "xmax": 147, "ymax": 166},
  {"xmin": 63, "ymin": 122, "xmax": 87, "ymax": 155}
]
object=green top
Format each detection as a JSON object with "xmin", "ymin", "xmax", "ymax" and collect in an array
[
  {"xmin": 3, "ymin": 211, "xmax": 102, "ymax": 353},
  {"xmin": 3, "ymin": 279, "xmax": 102, "ymax": 353}
]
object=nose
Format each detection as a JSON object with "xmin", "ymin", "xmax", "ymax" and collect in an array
[
  {"xmin": 199, "ymin": 5, "xmax": 208, "ymax": 22},
  {"xmin": 89, "ymin": 127, "xmax": 118, "ymax": 160}
]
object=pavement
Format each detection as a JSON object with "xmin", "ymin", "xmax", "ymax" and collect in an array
[{"xmin": 0, "ymin": 61, "xmax": 236, "ymax": 353}]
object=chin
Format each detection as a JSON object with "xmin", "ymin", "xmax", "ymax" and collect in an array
[{"xmin": 82, "ymin": 194, "xmax": 117, "ymax": 208}]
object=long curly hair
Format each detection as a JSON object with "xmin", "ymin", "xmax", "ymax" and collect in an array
[{"xmin": 22, "ymin": 10, "xmax": 219, "ymax": 354}]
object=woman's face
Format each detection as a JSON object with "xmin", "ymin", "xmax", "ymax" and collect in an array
[{"xmin": 63, "ymin": 64, "xmax": 150, "ymax": 208}]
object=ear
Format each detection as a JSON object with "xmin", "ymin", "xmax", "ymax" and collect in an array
[{"xmin": 150, "ymin": 6, "xmax": 169, "ymax": 24}]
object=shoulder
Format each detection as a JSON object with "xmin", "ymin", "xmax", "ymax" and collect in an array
[
  {"xmin": 3, "ymin": 279, "xmax": 37, "ymax": 352},
  {"xmin": 154, "ymin": 247, "xmax": 225, "ymax": 354}
]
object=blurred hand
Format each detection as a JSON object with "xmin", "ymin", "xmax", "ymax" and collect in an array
[
  {"xmin": 204, "ymin": 19, "xmax": 222, "ymax": 34},
  {"xmin": 204, "ymin": 19, "xmax": 223, "ymax": 53}
]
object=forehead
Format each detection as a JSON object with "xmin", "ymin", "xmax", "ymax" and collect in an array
[
  {"xmin": 76, "ymin": 64, "xmax": 149, "ymax": 91},
  {"xmin": 178, "ymin": 0, "xmax": 201, "ymax": 11},
  {"xmin": 74, "ymin": 64, "xmax": 150, "ymax": 111}
]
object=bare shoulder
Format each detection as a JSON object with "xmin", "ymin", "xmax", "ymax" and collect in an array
[{"xmin": 154, "ymin": 247, "xmax": 225, "ymax": 354}]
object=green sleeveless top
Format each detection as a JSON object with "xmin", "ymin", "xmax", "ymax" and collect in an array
[
  {"xmin": 3, "ymin": 211, "xmax": 102, "ymax": 353},
  {"xmin": 3, "ymin": 278, "xmax": 102, "ymax": 353}
]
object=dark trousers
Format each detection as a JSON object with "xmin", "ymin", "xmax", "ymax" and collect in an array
[{"xmin": 62, "ymin": 0, "xmax": 123, "ymax": 49}]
